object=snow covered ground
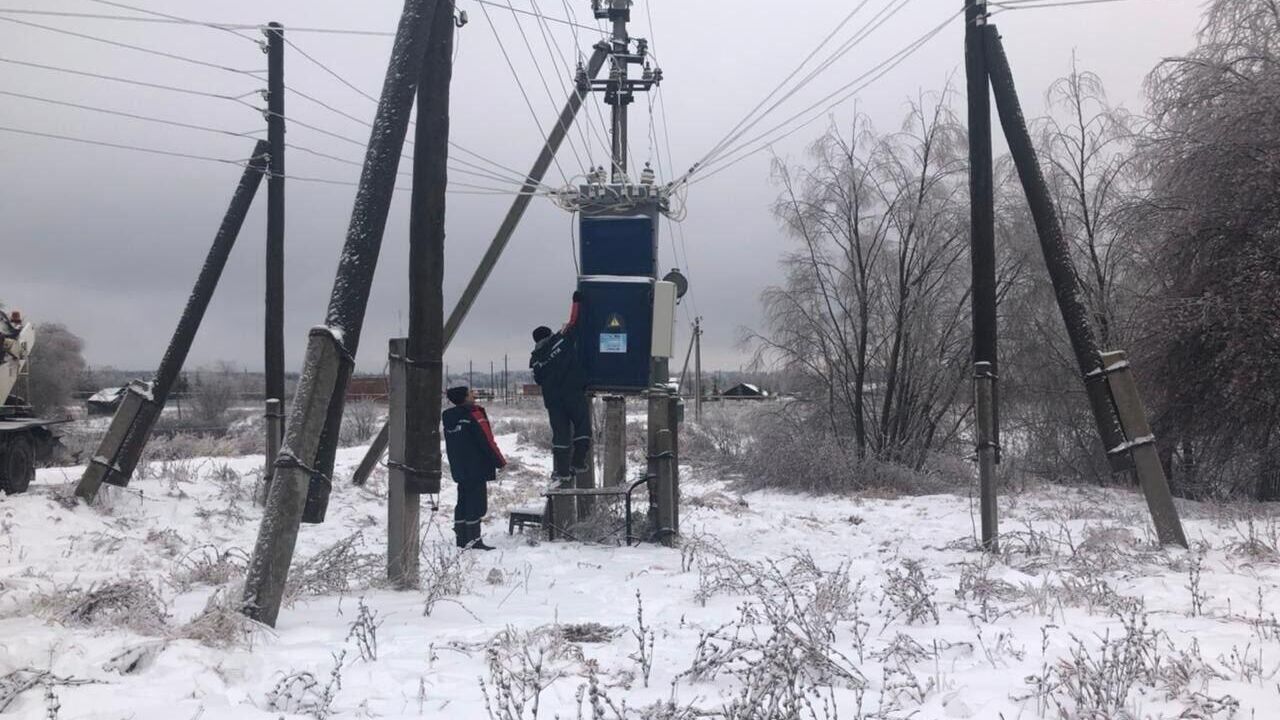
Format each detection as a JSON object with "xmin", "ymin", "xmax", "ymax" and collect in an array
[{"xmin": 2, "ymin": 429, "xmax": 1278, "ymax": 719}]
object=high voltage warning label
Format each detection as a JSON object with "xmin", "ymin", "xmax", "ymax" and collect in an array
[{"xmin": 599, "ymin": 333, "xmax": 627, "ymax": 353}]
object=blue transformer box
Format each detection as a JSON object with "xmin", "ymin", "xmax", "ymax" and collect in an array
[
  {"xmin": 577, "ymin": 276, "xmax": 654, "ymax": 392},
  {"xmin": 579, "ymin": 214, "xmax": 657, "ymax": 277}
]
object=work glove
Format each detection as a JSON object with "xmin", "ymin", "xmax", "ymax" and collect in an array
[{"xmin": 572, "ymin": 290, "xmax": 583, "ymax": 302}]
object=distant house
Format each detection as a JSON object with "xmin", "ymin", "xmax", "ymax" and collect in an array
[
  {"xmin": 346, "ymin": 375, "xmax": 389, "ymax": 402},
  {"xmin": 720, "ymin": 383, "xmax": 767, "ymax": 400},
  {"xmin": 86, "ymin": 386, "xmax": 127, "ymax": 415},
  {"xmin": 522, "ymin": 384, "xmax": 542, "ymax": 397}
]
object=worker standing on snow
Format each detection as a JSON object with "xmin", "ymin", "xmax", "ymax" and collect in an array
[
  {"xmin": 442, "ymin": 385, "xmax": 506, "ymax": 550},
  {"xmin": 530, "ymin": 291, "xmax": 592, "ymax": 488}
]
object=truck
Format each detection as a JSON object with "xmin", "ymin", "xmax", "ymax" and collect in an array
[{"xmin": 1, "ymin": 310, "xmax": 65, "ymax": 494}]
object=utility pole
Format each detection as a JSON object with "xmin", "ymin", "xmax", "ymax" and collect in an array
[
  {"xmin": 503, "ymin": 354, "xmax": 508, "ymax": 404},
  {"xmin": 694, "ymin": 318, "xmax": 703, "ymax": 422},
  {"xmin": 242, "ymin": 0, "xmax": 441, "ymax": 627},
  {"xmin": 603, "ymin": 0, "xmax": 631, "ymax": 181},
  {"xmin": 393, "ymin": 0, "xmax": 455, "ymax": 587},
  {"xmin": 982, "ymin": 25, "xmax": 1186, "ymax": 547},
  {"xmin": 77, "ymin": 143, "xmax": 270, "ymax": 503},
  {"xmin": 490, "ymin": 360, "xmax": 495, "ymax": 398},
  {"xmin": 590, "ymin": 0, "xmax": 677, "ymax": 542},
  {"xmin": 966, "ymin": 0, "xmax": 999, "ymax": 552},
  {"xmin": 349, "ymin": 46, "xmax": 612, "ymax": 487},
  {"xmin": 264, "ymin": 21, "xmax": 286, "ymax": 499}
]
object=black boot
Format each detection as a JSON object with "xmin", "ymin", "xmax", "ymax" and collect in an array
[{"xmin": 472, "ymin": 536, "xmax": 496, "ymax": 551}]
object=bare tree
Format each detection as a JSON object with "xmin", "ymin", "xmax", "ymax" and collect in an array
[
  {"xmin": 1135, "ymin": 0, "xmax": 1280, "ymax": 499},
  {"xmin": 751, "ymin": 93, "xmax": 971, "ymax": 471},
  {"xmin": 189, "ymin": 362, "xmax": 239, "ymax": 428},
  {"xmin": 1039, "ymin": 57, "xmax": 1143, "ymax": 348},
  {"xmin": 23, "ymin": 322, "xmax": 86, "ymax": 418}
]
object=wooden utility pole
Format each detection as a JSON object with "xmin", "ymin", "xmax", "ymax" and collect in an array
[
  {"xmin": 982, "ymin": 25, "xmax": 1186, "ymax": 547},
  {"xmin": 966, "ymin": 0, "xmax": 999, "ymax": 552},
  {"xmin": 76, "ymin": 142, "xmax": 270, "ymax": 503},
  {"xmin": 351, "ymin": 45, "xmax": 612, "ymax": 487},
  {"xmin": 243, "ymin": 0, "xmax": 441, "ymax": 627},
  {"xmin": 264, "ymin": 21, "xmax": 287, "ymax": 500}
]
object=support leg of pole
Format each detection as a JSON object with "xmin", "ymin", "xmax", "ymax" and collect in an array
[
  {"xmin": 387, "ymin": 338, "xmax": 421, "ymax": 587},
  {"xmin": 262, "ymin": 397, "xmax": 283, "ymax": 504},
  {"xmin": 603, "ymin": 396, "xmax": 626, "ymax": 488},
  {"xmin": 242, "ymin": 328, "xmax": 345, "ymax": 626},
  {"xmin": 576, "ymin": 395, "xmax": 596, "ymax": 521},
  {"xmin": 76, "ymin": 144, "xmax": 268, "ymax": 503},
  {"xmin": 975, "ymin": 362, "xmax": 999, "ymax": 552},
  {"xmin": 1101, "ymin": 351, "xmax": 1188, "ymax": 548},
  {"xmin": 650, "ymin": 390, "xmax": 677, "ymax": 547}
]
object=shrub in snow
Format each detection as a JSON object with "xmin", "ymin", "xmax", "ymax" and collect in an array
[
  {"xmin": 46, "ymin": 578, "xmax": 170, "ymax": 635},
  {"xmin": 284, "ymin": 532, "xmax": 382, "ymax": 605},
  {"xmin": 480, "ymin": 626, "xmax": 583, "ymax": 720}
]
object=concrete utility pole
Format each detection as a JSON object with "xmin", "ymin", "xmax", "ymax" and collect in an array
[
  {"xmin": 694, "ymin": 317, "xmax": 703, "ymax": 422},
  {"xmin": 589, "ymin": 0, "xmax": 678, "ymax": 542},
  {"xmin": 76, "ymin": 143, "xmax": 270, "ymax": 502},
  {"xmin": 391, "ymin": 0, "xmax": 456, "ymax": 587},
  {"xmin": 264, "ymin": 21, "xmax": 286, "ymax": 500},
  {"xmin": 605, "ymin": 0, "xmax": 630, "ymax": 181},
  {"xmin": 982, "ymin": 25, "xmax": 1185, "ymax": 547},
  {"xmin": 242, "ymin": 0, "xmax": 442, "ymax": 628},
  {"xmin": 965, "ymin": 0, "xmax": 1000, "ymax": 552}
]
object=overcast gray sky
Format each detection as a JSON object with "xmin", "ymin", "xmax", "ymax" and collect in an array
[{"xmin": 1, "ymin": 0, "xmax": 1202, "ymax": 377}]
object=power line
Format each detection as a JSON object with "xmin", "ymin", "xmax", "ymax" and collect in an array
[
  {"xmin": 472, "ymin": 0, "xmax": 601, "ymax": 33},
  {"xmin": 283, "ymin": 36, "xmax": 380, "ymax": 106},
  {"xmin": 500, "ymin": 0, "xmax": 587, "ymax": 172},
  {"xmin": 0, "ymin": 6, "xmax": 398, "ymax": 36},
  {"xmin": 0, "ymin": 89, "xmax": 258, "ymax": 138},
  {"xmin": 477, "ymin": 0, "xmax": 569, "ymax": 184},
  {"xmin": 688, "ymin": 11, "xmax": 958, "ymax": 188},
  {"xmin": 84, "ymin": 0, "xmax": 259, "ymax": 44},
  {"xmin": 0, "ymin": 124, "xmax": 545, "ymax": 196},
  {"xmin": 0, "ymin": 125, "xmax": 255, "ymax": 165},
  {"xmin": 642, "ymin": 1, "xmax": 700, "ymax": 319},
  {"xmin": 0, "ymin": 15, "xmax": 264, "ymax": 76},
  {"xmin": 991, "ymin": 0, "xmax": 1133, "ymax": 11},
  {"xmin": 278, "ymin": 33, "xmax": 543, "ymax": 189},
  {"xmin": 0, "ymin": 56, "xmax": 261, "ymax": 103},
  {"xmin": 687, "ymin": 0, "xmax": 910, "ymax": 181},
  {"xmin": 528, "ymin": 0, "xmax": 597, "ymax": 167}
]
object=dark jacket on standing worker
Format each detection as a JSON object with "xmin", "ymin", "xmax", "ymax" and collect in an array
[
  {"xmin": 530, "ymin": 293, "xmax": 587, "ymax": 406},
  {"xmin": 443, "ymin": 403, "xmax": 507, "ymax": 483}
]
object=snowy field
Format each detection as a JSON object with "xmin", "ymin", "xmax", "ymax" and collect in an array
[{"xmin": 2, "ymin": 429, "xmax": 1278, "ymax": 719}]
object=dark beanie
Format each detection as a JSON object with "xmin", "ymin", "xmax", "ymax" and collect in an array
[
  {"xmin": 446, "ymin": 386, "xmax": 469, "ymax": 405},
  {"xmin": 532, "ymin": 326, "xmax": 552, "ymax": 342}
]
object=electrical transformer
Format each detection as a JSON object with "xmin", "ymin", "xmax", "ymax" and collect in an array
[
  {"xmin": 579, "ymin": 214, "xmax": 657, "ymax": 277},
  {"xmin": 577, "ymin": 276, "xmax": 655, "ymax": 392}
]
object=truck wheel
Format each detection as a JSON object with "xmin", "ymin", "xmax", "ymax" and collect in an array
[{"xmin": 1, "ymin": 434, "xmax": 34, "ymax": 495}]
